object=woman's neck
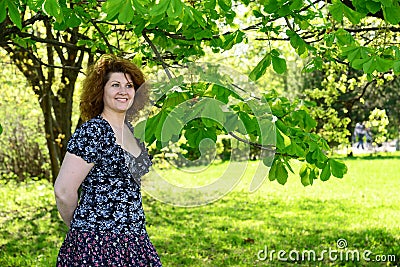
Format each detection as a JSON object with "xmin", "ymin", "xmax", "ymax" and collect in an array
[{"xmin": 101, "ymin": 110, "xmax": 126, "ymax": 130}]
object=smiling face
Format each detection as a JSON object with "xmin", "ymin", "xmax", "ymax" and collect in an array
[{"xmin": 102, "ymin": 72, "xmax": 136, "ymax": 115}]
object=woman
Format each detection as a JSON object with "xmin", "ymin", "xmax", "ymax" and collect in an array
[{"xmin": 54, "ymin": 54, "xmax": 162, "ymax": 266}]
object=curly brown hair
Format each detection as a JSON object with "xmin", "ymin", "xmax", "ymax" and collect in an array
[{"xmin": 80, "ymin": 54, "xmax": 148, "ymax": 121}]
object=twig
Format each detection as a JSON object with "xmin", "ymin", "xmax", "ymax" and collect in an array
[
  {"xmin": 91, "ymin": 19, "xmax": 114, "ymax": 53},
  {"xmin": 285, "ymin": 17, "xmax": 295, "ymax": 32},
  {"xmin": 142, "ymin": 30, "xmax": 173, "ymax": 79},
  {"xmin": 230, "ymin": 83, "xmax": 261, "ymax": 100},
  {"xmin": 228, "ymin": 131, "xmax": 276, "ymax": 152}
]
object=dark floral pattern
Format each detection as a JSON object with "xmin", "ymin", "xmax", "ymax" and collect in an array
[
  {"xmin": 57, "ymin": 230, "xmax": 161, "ymax": 267},
  {"xmin": 57, "ymin": 115, "xmax": 161, "ymax": 266}
]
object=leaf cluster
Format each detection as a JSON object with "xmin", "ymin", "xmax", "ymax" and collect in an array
[{"xmin": 4, "ymin": 0, "xmax": 395, "ymax": 185}]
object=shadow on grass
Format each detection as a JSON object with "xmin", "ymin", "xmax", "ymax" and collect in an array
[
  {"xmin": 0, "ymin": 205, "xmax": 67, "ymax": 266},
  {"xmin": 145, "ymin": 193, "xmax": 400, "ymax": 267},
  {"xmin": 1, "ymin": 189, "xmax": 398, "ymax": 266}
]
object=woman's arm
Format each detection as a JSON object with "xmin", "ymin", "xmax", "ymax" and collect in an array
[{"xmin": 54, "ymin": 152, "xmax": 94, "ymax": 228}]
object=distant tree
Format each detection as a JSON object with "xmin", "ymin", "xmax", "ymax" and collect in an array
[{"xmin": 1, "ymin": 0, "xmax": 399, "ymax": 184}]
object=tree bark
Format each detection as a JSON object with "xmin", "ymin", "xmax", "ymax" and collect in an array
[{"xmin": 2, "ymin": 19, "xmax": 84, "ymax": 182}]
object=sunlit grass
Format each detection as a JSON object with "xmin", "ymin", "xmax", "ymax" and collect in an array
[{"xmin": 0, "ymin": 154, "xmax": 399, "ymax": 266}]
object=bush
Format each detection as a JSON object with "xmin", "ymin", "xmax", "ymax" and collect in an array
[{"xmin": 0, "ymin": 119, "xmax": 50, "ymax": 181}]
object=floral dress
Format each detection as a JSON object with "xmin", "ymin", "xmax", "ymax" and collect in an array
[{"xmin": 56, "ymin": 115, "xmax": 162, "ymax": 267}]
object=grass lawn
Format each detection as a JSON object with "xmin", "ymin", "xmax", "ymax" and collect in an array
[{"xmin": 0, "ymin": 154, "xmax": 399, "ymax": 266}]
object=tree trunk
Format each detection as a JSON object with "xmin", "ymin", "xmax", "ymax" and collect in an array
[{"xmin": 3, "ymin": 34, "xmax": 84, "ymax": 182}]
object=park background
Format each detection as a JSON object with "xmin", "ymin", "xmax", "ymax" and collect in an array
[{"xmin": 0, "ymin": 0, "xmax": 399, "ymax": 266}]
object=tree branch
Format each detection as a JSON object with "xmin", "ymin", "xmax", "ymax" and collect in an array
[
  {"xmin": 228, "ymin": 131, "xmax": 275, "ymax": 152},
  {"xmin": 142, "ymin": 30, "xmax": 173, "ymax": 79},
  {"xmin": 91, "ymin": 19, "xmax": 114, "ymax": 53}
]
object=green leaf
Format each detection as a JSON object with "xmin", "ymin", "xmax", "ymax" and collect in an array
[
  {"xmin": 258, "ymin": 119, "xmax": 276, "ymax": 146},
  {"xmin": 0, "ymin": 0, "xmax": 7, "ymax": 23},
  {"xmin": 329, "ymin": 0, "xmax": 344, "ymax": 22},
  {"xmin": 263, "ymin": 155, "xmax": 273, "ymax": 167},
  {"xmin": 217, "ymin": 0, "xmax": 231, "ymax": 11},
  {"xmin": 223, "ymin": 112, "xmax": 240, "ymax": 132},
  {"xmin": 249, "ymin": 53, "xmax": 271, "ymax": 81},
  {"xmin": 205, "ymin": 0, "xmax": 216, "ymax": 10},
  {"xmin": 163, "ymin": 91, "xmax": 189, "ymax": 107},
  {"xmin": 185, "ymin": 126, "xmax": 217, "ymax": 148},
  {"xmin": 393, "ymin": 60, "xmax": 400, "ymax": 74},
  {"xmin": 351, "ymin": 57, "xmax": 371, "ymax": 70},
  {"xmin": 291, "ymin": 110, "xmax": 317, "ymax": 131},
  {"xmin": 286, "ymin": 30, "xmax": 307, "ymax": 55},
  {"xmin": 160, "ymin": 110, "xmax": 183, "ymax": 143},
  {"xmin": 329, "ymin": 0, "xmax": 363, "ymax": 24},
  {"xmin": 43, "ymin": 0, "xmax": 63, "ymax": 22},
  {"xmin": 118, "ymin": 0, "xmax": 134, "ymax": 23},
  {"xmin": 154, "ymin": 110, "xmax": 169, "ymax": 142},
  {"xmin": 144, "ymin": 112, "xmax": 163, "ymax": 143},
  {"xmin": 192, "ymin": 8, "xmax": 206, "ymax": 28},
  {"xmin": 210, "ymin": 84, "xmax": 231, "ymax": 103},
  {"xmin": 0, "ymin": 123, "xmax": 3, "ymax": 135},
  {"xmin": 221, "ymin": 31, "xmax": 245, "ymax": 50},
  {"xmin": 268, "ymin": 159, "xmax": 288, "ymax": 184},
  {"xmin": 343, "ymin": 4, "xmax": 363, "ymax": 24},
  {"xmin": 182, "ymin": 5, "xmax": 194, "ymax": 25},
  {"xmin": 295, "ymin": 15, "xmax": 310, "ymax": 30},
  {"xmin": 272, "ymin": 56, "xmax": 287, "ymax": 74},
  {"xmin": 64, "ymin": 9, "xmax": 81, "ymax": 28},
  {"xmin": 365, "ymin": 1, "xmax": 381, "ymax": 14},
  {"xmin": 150, "ymin": 0, "xmax": 170, "ymax": 17},
  {"xmin": 277, "ymin": 5, "xmax": 291, "ymax": 17},
  {"xmin": 103, "ymin": 0, "xmax": 122, "ymax": 20},
  {"xmin": 324, "ymin": 33, "xmax": 335, "ymax": 47},
  {"xmin": 268, "ymin": 159, "xmax": 277, "ymax": 181},
  {"xmin": 290, "ymin": 0, "xmax": 304, "ymax": 10},
  {"xmin": 133, "ymin": 18, "xmax": 147, "ymax": 36},
  {"xmin": 329, "ymin": 158, "xmax": 347, "ymax": 178},
  {"xmin": 320, "ymin": 163, "xmax": 331, "ymax": 181},
  {"xmin": 263, "ymin": 0, "xmax": 279, "ymax": 13},
  {"xmin": 133, "ymin": 118, "xmax": 146, "ymax": 141},
  {"xmin": 334, "ymin": 28, "xmax": 355, "ymax": 46},
  {"xmin": 341, "ymin": 46, "xmax": 369, "ymax": 62},
  {"xmin": 276, "ymin": 128, "xmax": 291, "ymax": 149},
  {"xmin": 311, "ymin": 148, "xmax": 328, "ymax": 162},
  {"xmin": 379, "ymin": 0, "xmax": 394, "ymax": 7},
  {"xmin": 299, "ymin": 164, "xmax": 312, "ymax": 186},
  {"xmin": 276, "ymin": 161, "xmax": 288, "ymax": 185},
  {"xmin": 7, "ymin": 1, "xmax": 22, "ymax": 29},
  {"xmin": 238, "ymin": 111, "xmax": 255, "ymax": 134},
  {"xmin": 201, "ymin": 100, "xmax": 225, "ymax": 124},
  {"xmin": 363, "ymin": 56, "xmax": 375, "ymax": 73},
  {"xmin": 167, "ymin": 0, "xmax": 183, "ymax": 18},
  {"xmin": 303, "ymin": 57, "xmax": 323, "ymax": 72},
  {"xmin": 383, "ymin": 5, "xmax": 400, "ymax": 25},
  {"xmin": 132, "ymin": 0, "xmax": 148, "ymax": 14},
  {"xmin": 376, "ymin": 56, "xmax": 393, "ymax": 72}
]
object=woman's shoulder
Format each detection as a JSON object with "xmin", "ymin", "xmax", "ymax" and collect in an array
[
  {"xmin": 67, "ymin": 115, "xmax": 111, "ymax": 163},
  {"xmin": 72, "ymin": 115, "xmax": 112, "ymax": 140},
  {"xmin": 78, "ymin": 115, "xmax": 108, "ymax": 130}
]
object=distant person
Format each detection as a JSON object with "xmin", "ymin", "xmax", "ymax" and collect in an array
[
  {"xmin": 365, "ymin": 127, "xmax": 373, "ymax": 149},
  {"xmin": 54, "ymin": 55, "xmax": 162, "ymax": 266},
  {"xmin": 354, "ymin": 122, "xmax": 366, "ymax": 149}
]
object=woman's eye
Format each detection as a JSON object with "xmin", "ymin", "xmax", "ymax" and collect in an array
[
  {"xmin": 111, "ymin": 83, "xmax": 120, "ymax": 87},
  {"xmin": 126, "ymin": 83, "xmax": 134, "ymax": 88}
]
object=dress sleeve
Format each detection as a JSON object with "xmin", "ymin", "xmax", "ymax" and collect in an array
[{"xmin": 67, "ymin": 120, "xmax": 103, "ymax": 164}]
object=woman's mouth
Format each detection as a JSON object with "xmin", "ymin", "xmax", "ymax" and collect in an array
[{"xmin": 115, "ymin": 97, "xmax": 128, "ymax": 102}]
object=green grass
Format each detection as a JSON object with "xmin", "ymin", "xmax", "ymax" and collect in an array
[{"xmin": 0, "ymin": 155, "xmax": 399, "ymax": 266}]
